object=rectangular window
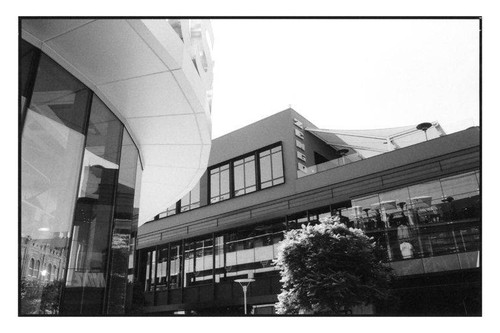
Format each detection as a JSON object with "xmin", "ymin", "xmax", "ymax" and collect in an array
[
  {"xmin": 210, "ymin": 164, "xmax": 230, "ymax": 203},
  {"xmin": 183, "ymin": 241, "xmax": 195, "ymax": 287},
  {"xmin": 169, "ymin": 243, "xmax": 182, "ymax": 289},
  {"xmin": 208, "ymin": 143, "xmax": 284, "ymax": 205},
  {"xmin": 155, "ymin": 247, "xmax": 168, "ymax": 291},
  {"xmin": 260, "ymin": 146, "xmax": 284, "ymax": 189},
  {"xmin": 234, "ymin": 155, "xmax": 256, "ymax": 197},
  {"xmin": 181, "ymin": 182, "xmax": 201, "ymax": 212},
  {"xmin": 165, "ymin": 202, "xmax": 177, "ymax": 217}
]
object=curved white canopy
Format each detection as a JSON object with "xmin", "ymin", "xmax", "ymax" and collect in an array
[{"xmin": 22, "ymin": 19, "xmax": 214, "ymax": 224}]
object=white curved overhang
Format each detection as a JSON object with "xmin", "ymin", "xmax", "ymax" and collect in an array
[{"xmin": 21, "ymin": 19, "xmax": 214, "ymax": 225}]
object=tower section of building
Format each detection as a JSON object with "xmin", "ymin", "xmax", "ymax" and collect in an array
[{"xmin": 20, "ymin": 19, "xmax": 214, "ymax": 315}]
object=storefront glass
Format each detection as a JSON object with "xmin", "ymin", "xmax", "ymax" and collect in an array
[
  {"xmin": 21, "ymin": 44, "xmax": 141, "ymax": 315},
  {"xmin": 21, "ymin": 53, "xmax": 91, "ymax": 315}
]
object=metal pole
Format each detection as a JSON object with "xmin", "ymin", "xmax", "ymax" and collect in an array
[{"xmin": 243, "ymin": 285, "xmax": 247, "ymax": 315}]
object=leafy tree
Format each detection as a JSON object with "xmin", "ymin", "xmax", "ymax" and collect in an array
[
  {"xmin": 20, "ymin": 278, "xmax": 42, "ymax": 315},
  {"xmin": 274, "ymin": 218, "xmax": 393, "ymax": 314},
  {"xmin": 39, "ymin": 280, "xmax": 64, "ymax": 314}
]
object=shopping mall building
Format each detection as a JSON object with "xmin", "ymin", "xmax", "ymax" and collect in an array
[
  {"xmin": 20, "ymin": 19, "xmax": 214, "ymax": 315},
  {"xmin": 137, "ymin": 108, "xmax": 480, "ymax": 315}
]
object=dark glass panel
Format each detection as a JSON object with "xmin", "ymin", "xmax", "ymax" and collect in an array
[
  {"xmin": 214, "ymin": 235, "xmax": 224, "ymax": 283},
  {"xmin": 106, "ymin": 130, "xmax": 139, "ymax": 314},
  {"xmin": 20, "ymin": 39, "xmax": 40, "ymax": 117},
  {"xmin": 21, "ymin": 53, "xmax": 91, "ymax": 315},
  {"xmin": 440, "ymin": 172, "xmax": 480, "ymax": 220},
  {"xmin": 62, "ymin": 96, "xmax": 123, "ymax": 315},
  {"xmin": 155, "ymin": 247, "xmax": 168, "ymax": 291},
  {"xmin": 408, "ymin": 180, "xmax": 444, "ymax": 224},
  {"xmin": 378, "ymin": 188, "xmax": 416, "ymax": 261},
  {"xmin": 184, "ymin": 241, "xmax": 195, "ymax": 287},
  {"xmin": 169, "ymin": 243, "xmax": 182, "ymax": 289},
  {"xmin": 193, "ymin": 237, "xmax": 213, "ymax": 285}
]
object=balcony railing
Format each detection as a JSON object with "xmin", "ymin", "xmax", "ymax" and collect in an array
[{"xmin": 297, "ymin": 153, "xmax": 364, "ymax": 178}]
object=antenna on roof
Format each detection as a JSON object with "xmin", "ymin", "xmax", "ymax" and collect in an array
[{"xmin": 288, "ymin": 104, "xmax": 292, "ymax": 109}]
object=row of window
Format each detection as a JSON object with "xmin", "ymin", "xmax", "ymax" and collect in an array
[
  {"xmin": 142, "ymin": 219, "xmax": 286, "ymax": 292},
  {"xmin": 209, "ymin": 144, "xmax": 284, "ymax": 203},
  {"xmin": 157, "ymin": 144, "xmax": 285, "ymax": 219},
  {"xmin": 27, "ymin": 258, "xmax": 59, "ymax": 282},
  {"xmin": 142, "ymin": 170, "xmax": 481, "ymax": 291}
]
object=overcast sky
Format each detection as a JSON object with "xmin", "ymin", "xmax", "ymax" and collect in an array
[{"xmin": 210, "ymin": 19, "xmax": 479, "ymax": 138}]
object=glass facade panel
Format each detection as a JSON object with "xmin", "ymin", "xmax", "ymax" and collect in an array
[
  {"xmin": 166, "ymin": 203, "xmax": 177, "ymax": 217},
  {"xmin": 440, "ymin": 172, "xmax": 480, "ymax": 220},
  {"xmin": 379, "ymin": 188, "xmax": 417, "ymax": 261},
  {"xmin": 106, "ymin": 131, "xmax": 140, "ymax": 314},
  {"xmin": 169, "ymin": 243, "xmax": 182, "ymax": 289},
  {"xmin": 20, "ymin": 40, "xmax": 40, "ymax": 117},
  {"xmin": 183, "ymin": 241, "xmax": 195, "ymax": 287},
  {"xmin": 214, "ymin": 236, "xmax": 224, "ymax": 283},
  {"xmin": 259, "ymin": 146, "xmax": 284, "ymax": 189},
  {"xmin": 259, "ymin": 152, "xmax": 272, "ymax": 188},
  {"xmin": 21, "ymin": 53, "xmax": 91, "ymax": 315},
  {"xmin": 210, "ymin": 164, "xmax": 230, "ymax": 203},
  {"xmin": 408, "ymin": 180, "xmax": 443, "ymax": 225},
  {"xmin": 224, "ymin": 220, "xmax": 285, "ymax": 279},
  {"xmin": 271, "ymin": 149, "xmax": 284, "ymax": 182},
  {"xmin": 63, "ymin": 96, "xmax": 123, "ymax": 315},
  {"xmin": 156, "ymin": 247, "xmax": 168, "ymax": 291},
  {"xmin": 194, "ymin": 237, "xmax": 213, "ymax": 285},
  {"xmin": 234, "ymin": 155, "xmax": 256, "ymax": 196},
  {"xmin": 181, "ymin": 181, "xmax": 201, "ymax": 212}
]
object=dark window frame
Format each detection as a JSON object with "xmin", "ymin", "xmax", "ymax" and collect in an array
[{"xmin": 207, "ymin": 142, "xmax": 285, "ymax": 206}]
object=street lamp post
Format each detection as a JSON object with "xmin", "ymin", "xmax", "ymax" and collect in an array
[
  {"xmin": 416, "ymin": 122, "xmax": 432, "ymax": 141},
  {"xmin": 234, "ymin": 276, "xmax": 255, "ymax": 315}
]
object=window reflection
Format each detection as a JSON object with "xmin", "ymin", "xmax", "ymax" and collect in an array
[
  {"xmin": 106, "ymin": 131, "xmax": 140, "ymax": 314},
  {"xmin": 225, "ymin": 221, "xmax": 285, "ymax": 279},
  {"xmin": 210, "ymin": 164, "xmax": 230, "ymax": 203},
  {"xmin": 234, "ymin": 156, "xmax": 256, "ymax": 196},
  {"xmin": 259, "ymin": 146, "xmax": 284, "ymax": 189},
  {"xmin": 181, "ymin": 181, "xmax": 201, "ymax": 211},
  {"xmin": 21, "ymin": 53, "xmax": 91, "ymax": 315},
  {"xmin": 63, "ymin": 96, "xmax": 123, "ymax": 315},
  {"xmin": 349, "ymin": 171, "xmax": 481, "ymax": 261},
  {"xmin": 155, "ymin": 247, "xmax": 168, "ymax": 291},
  {"xmin": 20, "ymin": 40, "xmax": 40, "ymax": 117},
  {"xmin": 194, "ymin": 238, "xmax": 213, "ymax": 285},
  {"xmin": 140, "ymin": 169, "xmax": 481, "ymax": 296},
  {"xmin": 440, "ymin": 172, "xmax": 480, "ymax": 221},
  {"xmin": 169, "ymin": 243, "xmax": 182, "ymax": 289}
]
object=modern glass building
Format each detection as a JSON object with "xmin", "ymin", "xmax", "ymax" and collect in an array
[
  {"xmin": 137, "ymin": 109, "xmax": 480, "ymax": 315},
  {"xmin": 20, "ymin": 19, "xmax": 214, "ymax": 315}
]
